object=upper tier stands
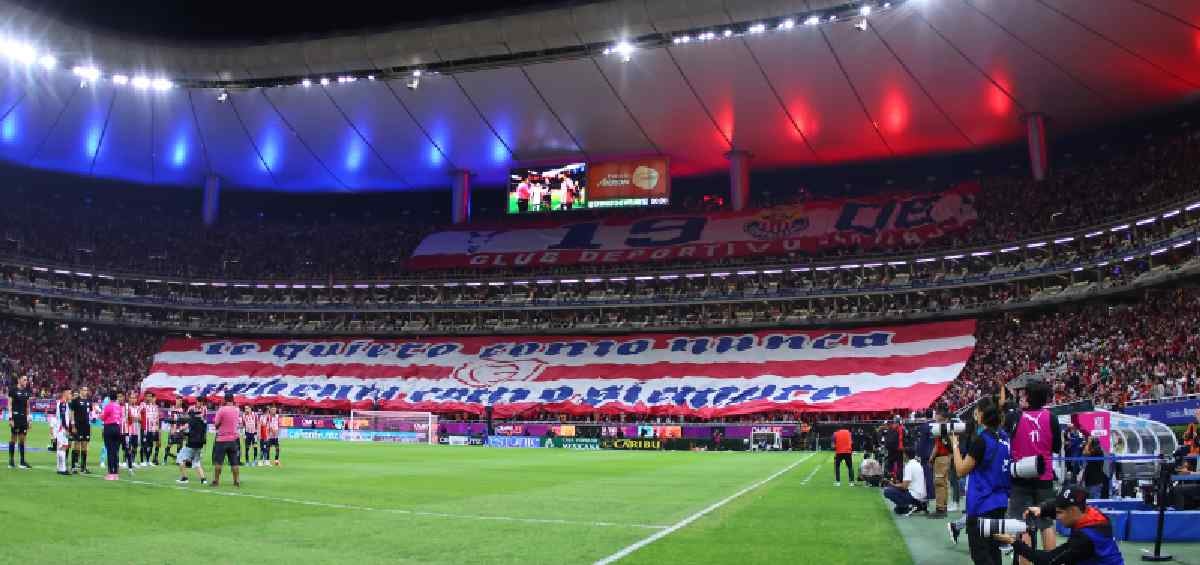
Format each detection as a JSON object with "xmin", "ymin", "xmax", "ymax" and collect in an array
[{"xmin": 1, "ymin": 125, "xmax": 1197, "ymax": 279}]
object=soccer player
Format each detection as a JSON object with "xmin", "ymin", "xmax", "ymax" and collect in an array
[
  {"xmin": 260, "ymin": 405, "xmax": 281, "ymax": 467},
  {"xmin": 164, "ymin": 398, "xmax": 185, "ymax": 462},
  {"xmin": 7, "ymin": 374, "xmax": 32, "ymax": 469},
  {"xmin": 141, "ymin": 392, "xmax": 162, "ymax": 466},
  {"xmin": 52, "ymin": 389, "xmax": 72, "ymax": 475},
  {"xmin": 68, "ymin": 386, "xmax": 95, "ymax": 474},
  {"xmin": 210, "ymin": 393, "xmax": 241, "ymax": 487},
  {"xmin": 121, "ymin": 393, "xmax": 140, "ymax": 473},
  {"xmin": 242, "ymin": 405, "xmax": 258, "ymax": 467}
]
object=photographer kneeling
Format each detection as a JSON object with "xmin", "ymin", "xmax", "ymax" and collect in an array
[
  {"xmin": 992, "ymin": 486, "xmax": 1124, "ymax": 564},
  {"xmin": 951, "ymin": 397, "xmax": 1011, "ymax": 565}
]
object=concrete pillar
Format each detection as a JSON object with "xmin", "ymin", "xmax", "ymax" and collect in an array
[
  {"xmin": 1025, "ymin": 113, "xmax": 1048, "ymax": 182},
  {"xmin": 202, "ymin": 175, "xmax": 220, "ymax": 227},
  {"xmin": 451, "ymin": 169, "xmax": 471, "ymax": 225},
  {"xmin": 726, "ymin": 149, "xmax": 752, "ymax": 211}
]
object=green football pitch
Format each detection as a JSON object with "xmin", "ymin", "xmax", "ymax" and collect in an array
[
  {"xmin": 7, "ymin": 422, "xmax": 1200, "ymax": 564},
  {"xmin": 3, "ymin": 423, "xmax": 905, "ymax": 565}
]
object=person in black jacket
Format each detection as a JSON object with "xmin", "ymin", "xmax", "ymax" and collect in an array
[
  {"xmin": 169, "ymin": 406, "xmax": 208, "ymax": 485},
  {"xmin": 993, "ymin": 486, "xmax": 1124, "ymax": 565}
]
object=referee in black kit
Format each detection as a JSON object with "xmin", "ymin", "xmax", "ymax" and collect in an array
[{"xmin": 7, "ymin": 374, "xmax": 33, "ymax": 469}]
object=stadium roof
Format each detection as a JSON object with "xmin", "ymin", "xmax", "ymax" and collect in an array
[{"xmin": 0, "ymin": 0, "xmax": 1196, "ymax": 192}]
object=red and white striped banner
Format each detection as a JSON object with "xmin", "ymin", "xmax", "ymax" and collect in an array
[
  {"xmin": 141, "ymin": 320, "xmax": 976, "ymax": 417},
  {"xmin": 409, "ymin": 183, "xmax": 979, "ymax": 269}
]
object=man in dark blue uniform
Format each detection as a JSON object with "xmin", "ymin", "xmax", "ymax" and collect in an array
[
  {"xmin": 993, "ymin": 486, "xmax": 1124, "ymax": 564},
  {"xmin": 7, "ymin": 375, "xmax": 32, "ymax": 469}
]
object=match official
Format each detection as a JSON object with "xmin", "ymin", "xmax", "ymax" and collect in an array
[{"xmin": 210, "ymin": 393, "xmax": 241, "ymax": 487}]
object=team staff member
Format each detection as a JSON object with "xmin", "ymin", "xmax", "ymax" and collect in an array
[
  {"xmin": 7, "ymin": 375, "xmax": 32, "ymax": 469},
  {"xmin": 929, "ymin": 407, "xmax": 953, "ymax": 518},
  {"xmin": 211, "ymin": 393, "xmax": 241, "ymax": 487},
  {"xmin": 172, "ymin": 406, "xmax": 208, "ymax": 485},
  {"xmin": 68, "ymin": 386, "xmax": 95, "ymax": 473},
  {"xmin": 993, "ymin": 486, "xmax": 1125, "ymax": 564},
  {"xmin": 833, "ymin": 427, "xmax": 855, "ymax": 486},
  {"xmin": 951, "ymin": 397, "xmax": 1011, "ymax": 565}
]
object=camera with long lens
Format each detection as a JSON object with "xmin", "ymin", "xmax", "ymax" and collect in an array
[
  {"xmin": 1010, "ymin": 455, "xmax": 1046, "ymax": 479},
  {"xmin": 928, "ymin": 420, "xmax": 967, "ymax": 436},
  {"xmin": 978, "ymin": 518, "xmax": 1033, "ymax": 538}
]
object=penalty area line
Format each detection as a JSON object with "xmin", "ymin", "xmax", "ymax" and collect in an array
[
  {"xmin": 593, "ymin": 452, "xmax": 816, "ymax": 565},
  {"xmin": 35, "ymin": 467, "xmax": 669, "ymax": 530}
]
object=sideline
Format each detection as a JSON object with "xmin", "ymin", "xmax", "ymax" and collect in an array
[{"xmin": 593, "ymin": 451, "xmax": 818, "ymax": 565}]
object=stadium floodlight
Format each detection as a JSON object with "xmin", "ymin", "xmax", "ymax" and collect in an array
[
  {"xmin": 319, "ymin": 77, "xmax": 330, "ymax": 85},
  {"xmin": 887, "ymin": 260, "xmax": 907, "ymax": 266},
  {"xmin": 1026, "ymin": 242, "xmax": 1047, "ymax": 248},
  {"xmin": 111, "ymin": 74, "xmax": 130, "ymax": 85},
  {"xmin": 1072, "ymin": 267, "xmax": 1084, "ymax": 272},
  {"xmin": 217, "ymin": 90, "xmax": 229, "ymax": 102},
  {"xmin": 301, "ymin": 78, "xmax": 312, "ymax": 87},
  {"xmin": 1097, "ymin": 261, "xmax": 1109, "ymax": 267},
  {"xmin": 189, "ymin": 282, "xmax": 207, "ymax": 287},
  {"xmin": 612, "ymin": 40, "xmax": 635, "ymax": 62},
  {"xmin": 862, "ymin": 263, "xmax": 882, "ymax": 268},
  {"xmin": 1135, "ymin": 217, "xmax": 1156, "ymax": 226},
  {"xmin": 2, "ymin": 40, "xmax": 37, "ymax": 65},
  {"xmin": 791, "ymin": 267, "xmax": 812, "ymax": 272},
  {"xmin": 132, "ymin": 75, "xmax": 151, "ymax": 90},
  {"xmin": 723, "ymin": 29, "xmax": 733, "ymax": 37},
  {"xmin": 152, "ymin": 78, "xmax": 173, "ymax": 91},
  {"xmin": 1053, "ymin": 237, "xmax": 1075, "ymax": 244},
  {"xmin": 915, "ymin": 257, "xmax": 937, "ymax": 263},
  {"xmin": 1173, "ymin": 240, "xmax": 1193, "ymax": 248},
  {"xmin": 861, "ymin": 5, "xmax": 873, "ymax": 16},
  {"xmin": 76, "ymin": 272, "xmax": 92, "ymax": 277},
  {"xmin": 367, "ymin": 74, "xmax": 375, "ymax": 81},
  {"xmin": 465, "ymin": 282, "xmax": 482, "ymax": 286},
  {"xmin": 584, "ymin": 277, "xmax": 603, "ymax": 283},
  {"xmin": 829, "ymin": 14, "xmax": 838, "ymax": 21},
  {"xmin": 805, "ymin": 15, "xmax": 821, "ymax": 26},
  {"xmin": 748, "ymin": 23, "xmax": 766, "ymax": 34},
  {"xmin": 1110, "ymin": 224, "xmax": 1130, "ymax": 232},
  {"xmin": 710, "ymin": 272, "xmax": 730, "ymax": 277},
  {"xmin": 943, "ymin": 255, "xmax": 964, "ymax": 260},
  {"xmin": 634, "ymin": 276, "xmax": 654, "ymax": 281},
  {"xmin": 1186, "ymin": 202, "xmax": 1200, "ymax": 211},
  {"xmin": 779, "ymin": 19, "xmax": 795, "ymax": 29},
  {"xmin": 970, "ymin": 251, "xmax": 992, "ymax": 257},
  {"xmin": 855, "ymin": 19, "xmax": 868, "ymax": 31},
  {"xmin": 609, "ymin": 277, "xmax": 629, "ymax": 282},
  {"xmin": 38, "ymin": 54, "xmax": 56, "ymax": 69},
  {"xmin": 1084, "ymin": 231, "xmax": 1104, "ymax": 238},
  {"xmin": 559, "ymin": 279, "xmax": 580, "ymax": 283},
  {"xmin": 762, "ymin": 269, "xmax": 784, "ymax": 274},
  {"xmin": 487, "ymin": 281, "xmax": 505, "ymax": 286},
  {"xmin": 53, "ymin": 269, "xmax": 71, "ymax": 275},
  {"xmin": 685, "ymin": 273, "xmax": 706, "ymax": 278},
  {"xmin": 1150, "ymin": 248, "xmax": 1168, "ymax": 256},
  {"xmin": 1163, "ymin": 209, "xmax": 1180, "ymax": 218},
  {"xmin": 737, "ymin": 270, "xmax": 758, "ymax": 275},
  {"xmin": 815, "ymin": 266, "xmax": 836, "ymax": 271},
  {"xmin": 535, "ymin": 279, "xmax": 555, "ymax": 284},
  {"xmin": 31, "ymin": 266, "xmax": 48, "ymax": 272},
  {"xmin": 884, "ymin": 2, "xmax": 891, "ymax": 7},
  {"xmin": 839, "ymin": 264, "xmax": 861, "ymax": 269}
]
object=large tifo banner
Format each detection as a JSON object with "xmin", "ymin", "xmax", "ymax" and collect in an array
[
  {"xmin": 140, "ymin": 320, "xmax": 976, "ymax": 417},
  {"xmin": 410, "ymin": 183, "xmax": 978, "ymax": 269}
]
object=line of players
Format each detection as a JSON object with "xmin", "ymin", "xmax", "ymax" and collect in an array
[{"xmin": 31, "ymin": 384, "xmax": 283, "ymax": 475}]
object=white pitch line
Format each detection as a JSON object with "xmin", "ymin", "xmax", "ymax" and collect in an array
[
  {"xmin": 594, "ymin": 452, "xmax": 816, "ymax": 565},
  {"xmin": 799, "ymin": 463, "xmax": 822, "ymax": 485},
  {"xmin": 37, "ymin": 467, "xmax": 668, "ymax": 530}
]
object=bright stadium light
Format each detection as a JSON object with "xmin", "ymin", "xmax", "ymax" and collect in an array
[
  {"xmin": 804, "ymin": 15, "xmax": 821, "ymax": 26},
  {"xmin": 132, "ymin": 75, "xmax": 151, "ymax": 90},
  {"xmin": 779, "ymin": 19, "xmax": 795, "ymax": 29},
  {"xmin": 216, "ymin": 89, "xmax": 229, "ymax": 102},
  {"xmin": 71, "ymin": 65, "xmax": 98, "ymax": 84},
  {"xmin": 855, "ymin": 19, "xmax": 868, "ymax": 31},
  {"xmin": 723, "ymin": 29, "xmax": 733, "ymax": 37},
  {"xmin": 301, "ymin": 78, "xmax": 312, "ymax": 87},
  {"xmin": 111, "ymin": 74, "xmax": 130, "ymax": 85},
  {"xmin": 319, "ymin": 77, "xmax": 330, "ymax": 86},
  {"xmin": 152, "ymin": 78, "xmax": 173, "ymax": 91},
  {"xmin": 860, "ymin": 5, "xmax": 873, "ymax": 16},
  {"xmin": 37, "ymin": 54, "xmax": 56, "ymax": 69},
  {"xmin": 613, "ymin": 40, "xmax": 635, "ymax": 62},
  {"xmin": 2, "ymin": 40, "xmax": 37, "ymax": 64},
  {"xmin": 748, "ymin": 23, "xmax": 766, "ymax": 34}
]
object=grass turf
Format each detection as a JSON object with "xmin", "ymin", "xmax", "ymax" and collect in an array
[{"xmin": 2, "ymin": 423, "xmax": 907, "ymax": 564}]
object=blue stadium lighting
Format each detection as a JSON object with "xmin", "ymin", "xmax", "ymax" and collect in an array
[
  {"xmin": 85, "ymin": 128, "xmax": 101, "ymax": 157},
  {"xmin": 37, "ymin": 54, "xmax": 56, "ymax": 69},
  {"xmin": 131, "ymin": 76, "xmax": 151, "ymax": 90},
  {"xmin": 1, "ymin": 116, "xmax": 17, "ymax": 143},
  {"xmin": 171, "ymin": 140, "xmax": 188, "ymax": 167},
  {"xmin": 344, "ymin": 142, "xmax": 363, "ymax": 171},
  {"xmin": 112, "ymin": 74, "xmax": 129, "ymax": 85}
]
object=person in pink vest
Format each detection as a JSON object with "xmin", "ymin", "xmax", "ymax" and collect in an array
[{"xmin": 1003, "ymin": 382, "xmax": 1061, "ymax": 565}]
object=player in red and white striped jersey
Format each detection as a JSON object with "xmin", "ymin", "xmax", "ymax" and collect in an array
[
  {"xmin": 241, "ymin": 405, "xmax": 259, "ymax": 467},
  {"xmin": 120, "ymin": 394, "xmax": 140, "ymax": 473},
  {"xmin": 140, "ymin": 392, "xmax": 162, "ymax": 466},
  {"xmin": 259, "ymin": 406, "xmax": 281, "ymax": 467}
]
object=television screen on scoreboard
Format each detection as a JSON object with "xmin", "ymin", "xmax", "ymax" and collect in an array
[
  {"xmin": 507, "ymin": 162, "xmax": 588, "ymax": 214},
  {"xmin": 506, "ymin": 157, "xmax": 671, "ymax": 214}
]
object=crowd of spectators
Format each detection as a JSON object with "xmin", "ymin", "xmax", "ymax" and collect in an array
[
  {"xmin": 0, "ymin": 126, "xmax": 1196, "ymax": 280},
  {"xmin": 938, "ymin": 287, "xmax": 1200, "ymax": 413},
  {"xmin": 0, "ymin": 316, "xmax": 160, "ymax": 398}
]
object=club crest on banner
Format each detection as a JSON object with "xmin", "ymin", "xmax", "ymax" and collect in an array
[
  {"xmin": 465, "ymin": 230, "xmax": 506, "ymax": 254},
  {"xmin": 743, "ymin": 208, "xmax": 810, "ymax": 240},
  {"xmin": 452, "ymin": 359, "xmax": 548, "ymax": 388}
]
